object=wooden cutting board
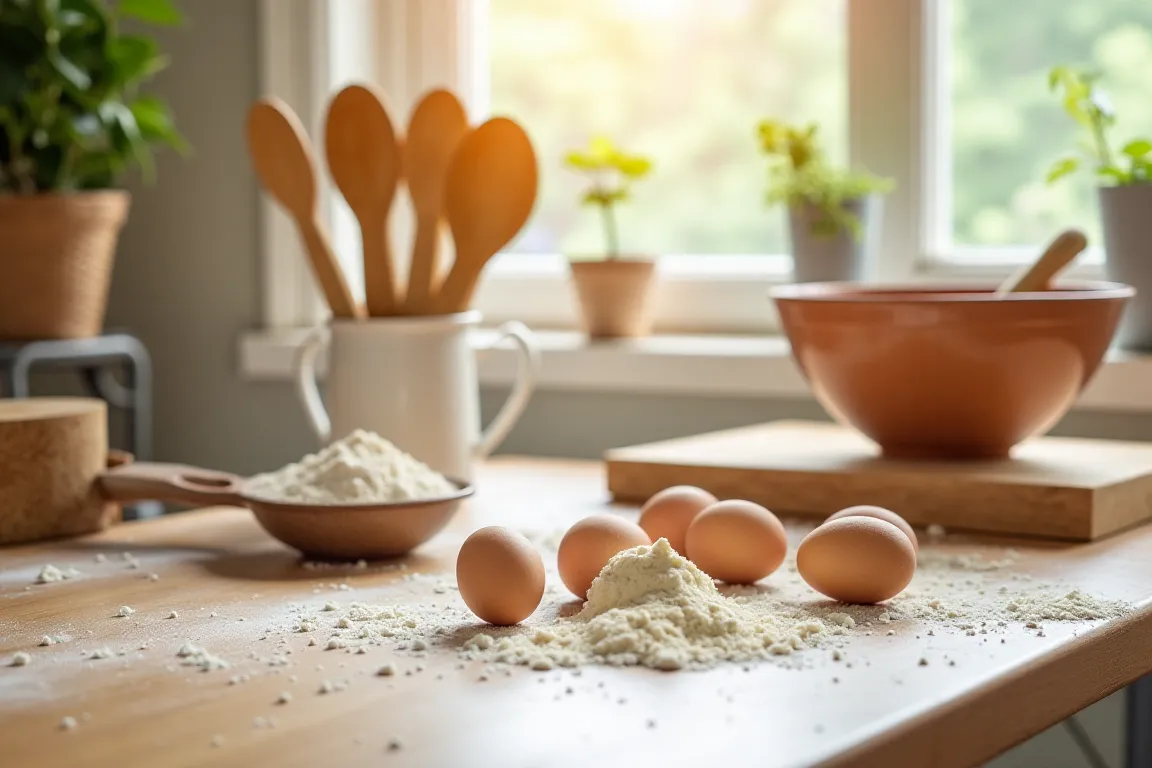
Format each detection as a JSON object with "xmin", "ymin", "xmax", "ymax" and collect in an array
[{"xmin": 604, "ymin": 420, "xmax": 1152, "ymax": 541}]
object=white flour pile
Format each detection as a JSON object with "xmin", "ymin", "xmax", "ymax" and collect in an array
[
  {"xmin": 244, "ymin": 430, "xmax": 455, "ymax": 504},
  {"xmin": 465, "ymin": 539, "xmax": 826, "ymax": 670}
]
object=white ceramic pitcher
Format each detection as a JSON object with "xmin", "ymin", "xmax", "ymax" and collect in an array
[{"xmin": 294, "ymin": 311, "xmax": 539, "ymax": 482}]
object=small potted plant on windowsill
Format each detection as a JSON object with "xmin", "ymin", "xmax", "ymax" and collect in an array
[
  {"xmin": 563, "ymin": 136, "xmax": 656, "ymax": 339},
  {"xmin": 756, "ymin": 119, "xmax": 893, "ymax": 283},
  {"xmin": 1047, "ymin": 65, "xmax": 1152, "ymax": 350},
  {"xmin": 0, "ymin": 0, "xmax": 187, "ymax": 340}
]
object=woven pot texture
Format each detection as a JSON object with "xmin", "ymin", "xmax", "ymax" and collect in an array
[{"xmin": 0, "ymin": 190, "xmax": 131, "ymax": 340}]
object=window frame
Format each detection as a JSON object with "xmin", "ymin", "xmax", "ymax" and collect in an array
[{"xmin": 255, "ymin": 0, "xmax": 1106, "ymax": 335}]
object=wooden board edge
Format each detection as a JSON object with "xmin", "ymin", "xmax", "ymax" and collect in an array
[
  {"xmin": 605, "ymin": 458, "xmax": 1096, "ymax": 541},
  {"xmin": 1093, "ymin": 478, "xmax": 1152, "ymax": 539}
]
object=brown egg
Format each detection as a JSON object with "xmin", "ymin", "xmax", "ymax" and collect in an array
[
  {"xmin": 638, "ymin": 485, "xmax": 718, "ymax": 554},
  {"xmin": 825, "ymin": 505, "xmax": 918, "ymax": 552},
  {"xmin": 557, "ymin": 515, "xmax": 651, "ymax": 599},
  {"xmin": 456, "ymin": 526, "xmax": 545, "ymax": 625},
  {"xmin": 796, "ymin": 516, "xmax": 916, "ymax": 604},
  {"xmin": 684, "ymin": 500, "xmax": 788, "ymax": 584}
]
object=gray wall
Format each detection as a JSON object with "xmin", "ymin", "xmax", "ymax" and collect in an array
[
  {"xmin": 48, "ymin": 3, "xmax": 1133, "ymax": 765},
  {"xmin": 101, "ymin": 0, "xmax": 314, "ymax": 474}
]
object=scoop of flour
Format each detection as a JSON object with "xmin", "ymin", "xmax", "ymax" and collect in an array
[{"xmin": 244, "ymin": 430, "xmax": 456, "ymax": 504}]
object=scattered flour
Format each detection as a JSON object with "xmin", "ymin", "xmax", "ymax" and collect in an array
[
  {"xmin": 176, "ymin": 642, "xmax": 230, "ymax": 671},
  {"xmin": 35, "ymin": 564, "xmax": 82, "ymax": 584},
  {"xmin": 267, "ymin": 528, "xmax": 1133, "ymax": 676},
  {"xmin": 243, "ymin": 429, "xmax": 455, "ymax": 504},
  {"xmin": 116, "ymin": 606, "xmax": 135, "ymax": 617},
  {"xmin": 10, "ymin": 652, "xmax": 30, "ymax": 667}
]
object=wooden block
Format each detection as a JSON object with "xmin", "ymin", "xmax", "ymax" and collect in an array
[
  {"xmin": 604, "ymin": 420, "xmax": 1152, "ymax": 541},
  {"xmin": 0, "ymin": 397, "xmax": 112, "ymax": 545}
]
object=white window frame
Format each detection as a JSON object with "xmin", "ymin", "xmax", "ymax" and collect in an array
[{"xmin": 254, "ymin": 0, "xmax": 1106, "ymax": 337}]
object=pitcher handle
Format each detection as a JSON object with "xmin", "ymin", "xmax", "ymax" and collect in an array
[
  {"xmin": 294, "ymin": 326, "xmax": 332, "ymax": 444},
  {"xmin": 475, "ymin": 321, "xmax": 540, "ymax": 459}
]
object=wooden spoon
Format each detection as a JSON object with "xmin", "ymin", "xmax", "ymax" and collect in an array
[
  {"xmin": 325, "ymin": 84, "xmax": 403, "ymax": 316},
  {"xmin": 434, "ymin": 117, "xmax": 539, "ymax": 313},
  {"xmin": 401, "ymin": 89, "xmax": 469, "ymax": 314},
  {"xmin": 995, "ymin": 228, "xmax": 1089, "ymax": 296},
  {"xmin": 246, "ymin": 98, "xmax": 362, "ymax": 319}
]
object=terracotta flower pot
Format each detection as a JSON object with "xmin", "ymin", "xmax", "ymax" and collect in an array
[
  {"xmin": 568, "ymin": 257, "xmax": 657, "ymax": 338},
  {"xmin": 0, "ymin": 190, "xmax": 131, "ymax": 340}
]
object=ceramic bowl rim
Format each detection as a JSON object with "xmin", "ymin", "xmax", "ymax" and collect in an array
[{"xmin": 769, "ymin": 280, "xmax": 1135, "ymax": 303}]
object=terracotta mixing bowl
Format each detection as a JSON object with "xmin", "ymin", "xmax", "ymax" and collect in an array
[{"xmin": 771, "ymin": 281, "xmax": 1134, "ymax": 459}]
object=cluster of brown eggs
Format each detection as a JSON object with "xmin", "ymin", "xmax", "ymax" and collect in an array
[{"xmin": 454, "ymin": 486, "xmax": 919, "ymax": 626}]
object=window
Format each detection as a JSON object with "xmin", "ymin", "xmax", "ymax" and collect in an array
[
  {"xmin": 256, "ymin": 0, "xmax": 1152, "ymax": 334},
  {"xmin": 943, "ymin": 0, "xmax": 1152, "ymax": 265},
  {"xmin": 482, "ymin": 0, "xmax": 845, "ymax": 263}
]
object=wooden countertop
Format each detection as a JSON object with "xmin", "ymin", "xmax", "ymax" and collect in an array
[{"xmin": 3, "ymin": 457, "xmax": 1151, "ymax": 768}]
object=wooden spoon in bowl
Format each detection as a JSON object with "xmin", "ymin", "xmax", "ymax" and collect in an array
[
  {"xmin": 246, "ymin": 97, "xmax": 363, "ymax": 319},
  {"xmin": 995, "ymin": 228, "xmax": 1089, "ymax": 296},
  {"xmin": 325, "ymin": 84, "xmax": 403, "ymax": 316},
  {"xmin": 402, "ymin": 89, "xmax": 469, "ymax": 314},
  {"xmin": 433, "ymin": 117, "xmax": 539, "ymax": 314}
]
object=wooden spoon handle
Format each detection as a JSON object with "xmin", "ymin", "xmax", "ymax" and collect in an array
[
  {"xmin": 406, "ymin": 214, "xmax": 441, "ymax": 314},
  {"xmin": 100, "ymin": 462, "xmax": 246, "ymax": 508},
  {"xmin": 362, "ymin": 216, "xmax": 397, "ymax": 316},
  {"xmin": 433, "ymin": 256, "xmax": 480, "ymax": 314},
  {"xmin": 996, "ymin": 229, "xmax": 1088, "ymax": 295},
  {"xmin": 298, "ymin": 217, "xmax": 362, "ymax": 318}
]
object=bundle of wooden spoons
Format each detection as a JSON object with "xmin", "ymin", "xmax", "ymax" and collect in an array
[{"xmin": 245, "ymin": 85, "xmax": 538, "ymax": 318}]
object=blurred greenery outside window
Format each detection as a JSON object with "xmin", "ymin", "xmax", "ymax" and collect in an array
[{"xmin": 481, "ymin": 0, "xmax": 1152, "ymax": 273}]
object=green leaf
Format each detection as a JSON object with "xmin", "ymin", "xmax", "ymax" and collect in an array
[
  {"xmin": 109, "ymin": 34, "xmax": 166, "ymax": 84},
  {"xmin": 1132, "ymin": 159, "xmax": 1152, "ymax": 183},
  {"xmin": 46, "ymin": 47, "xmax": 91, "ymax": 91},
  {"xmin": 99, "ymin": 99, "xmax": 151, "ymax": 180},
  {"xmin": 0, "ymin": 60, "xmax": 28, "ymax": 104},
  {"xmin": 130, "ymin": 95, "xmax": 187, "ymax": 152},
  {"xmin": 1062, "ymin": 94, "xmax": 1091, "ymax": 127},
  {"xmin": 1098, "ymin": 164, "xmax": 1130, "ymax": 184},
  {"xmin": 0, "ymin": 23, "xmax": 45, "ymax": 65},
  {"xmin": 116, "ymin": 0, "xmax": 183, "ymax": 26},
  {"xmin": 1122, "ymin": 139, "xmax": 1152, "ymax": 159},
  {"xmin": 1045, "ymin": 156, "xmax": 1079, "ymax": 184}
]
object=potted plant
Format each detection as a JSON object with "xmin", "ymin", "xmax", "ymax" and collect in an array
[
  {"xmin": 0, "ymin": 0, "xmax": 187, "ymax": 340},
  {"xmin": 563, "ymin": 136, "xmax": 656, "ymax": 338},
  {"xmin": 756, "ymin": 119, "xmax": 893, "ymax": 283},
  {"xmin": 1047, "ymin": 65, "xmax": 1152, "ymax": 350}
]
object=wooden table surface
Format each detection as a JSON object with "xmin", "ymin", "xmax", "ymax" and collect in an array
[{"xmin": 3, "ymin": 458, "xmax": 1152, "ymax": 768}]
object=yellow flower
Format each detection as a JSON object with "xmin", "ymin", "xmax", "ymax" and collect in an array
[{"xmin": 757, "ymin": 120, "xmax": 786, "ymax": 154}]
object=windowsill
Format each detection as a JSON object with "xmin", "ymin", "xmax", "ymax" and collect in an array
[{"xmin": 238, "ymin": 328, "xmax": 1152, "ymax": 413}]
